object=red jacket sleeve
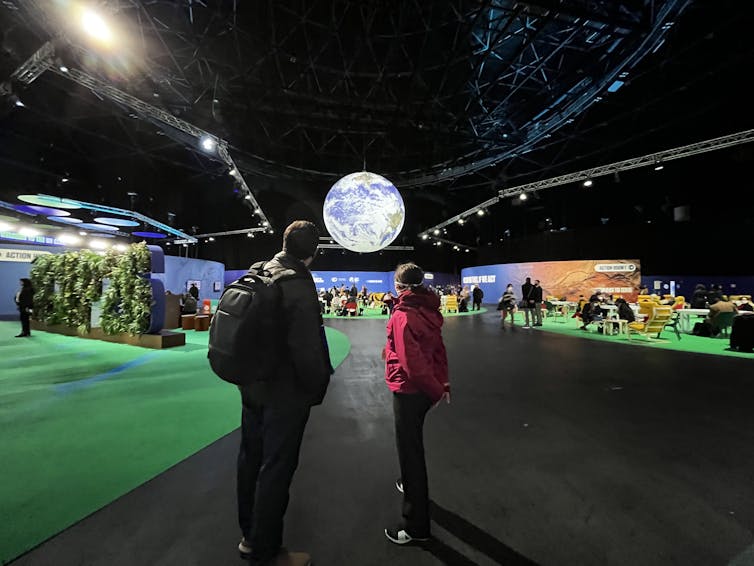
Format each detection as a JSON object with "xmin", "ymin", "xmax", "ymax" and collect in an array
[{"xmin": 393, "ymin": 313, "xmax": 445, "ymax": 403}]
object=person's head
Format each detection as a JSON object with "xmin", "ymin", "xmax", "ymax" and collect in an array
[
  {"xmin": 394, "ymin": 262, "xmax": 424, "ymax": 293},
  {"xmin": 506, "ymin": 283, "xmax": 513, "ymax": 291},
  {"xmin": 525, "ymin": 277, "xmax": 531, "ymax": 283},
  {"xmin": 20, "ymin": 278, "xmax": 32, "ymax": 289},
  {"xmin": 190, "ymin": 283, "xmax": 196, "ymax": 288},
  {"xmin": 534, "ymin": 279, "xmax": 540, "ymax": 286},
  {"xmin": 282, "ymin": 220, "xmax": 319, "ymax": 264}
]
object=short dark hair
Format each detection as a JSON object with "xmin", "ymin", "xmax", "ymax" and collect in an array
[
  {"xmin": 394, "ymin": 262, "xmax": 424, "ymax": 288},
  {"xmin": 283, "ymin": 221, "xmax": 319, "ymax": 260}
]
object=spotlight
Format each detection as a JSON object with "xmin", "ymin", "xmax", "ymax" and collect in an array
[
  {"xmin": 247, "ymin": 232, "xmax": 254, "ymax": 238},
  {"xmin": 583, "ymin": 179, "xmax": 593, "ymax": 187},
  {"xmin": 81, "ymin": 9, "xmax": 113, "ymax": 45},
  {"xmin": 269, "ymin": 229, "xmax": 274, "ymax": 234},
  {"xmin": 113, "ymin": 243, "xmax": 128, "ymax": 252},
  {"xmin": 244, "ymin": 194, "xmax": 253, "ymax": 200},
  {"xmin": 229, "ymin": 168, "xmax": 239, "ymax": 177},
  {"xmin": 262, "ymin": 221, "xmax": 269, "ymax": 227},
  {"xmin": 458, "ymin": 218, "xmax": 465, "ymax": 225},
  {"xmin": 79, "ymin": 230, "xmax": 88, "ymax": 236},
  {"xmin": 59, "ymin": 66, "xmax": 69, "ymax": 73},
  {"xmin": 477, "ymin": 209, "xmax": 485, "ymax": 216},
  {"xmin": 464, "ymin": 249, "xmax": 469, "ymax": 252},
  {"xmin": 208, "ymin": 236, "xmax": 215, "ymax": 242},
  {"xmin": 519, "ymin": 193, "xmax": 528, "ymax": 201},
  {"xmin": 421, "ymin": 234, "xmax": 429, "ymax": 240},
  {"xmin": 200, "ymin": 136, "xmax": 217, "ymax": 152},
  {"xmin": 19, "ymin": 227, "xmax": 40, "ymax": 237},
  {"xmin": 433, "ymin": 229, "xmax": 440, "ymax": 235},
  {"xmin": 58, "ymin": 234, "xmax": 81, "ymax": 245},
  {"xmin": 14, "ymin": 98, "xmax": 25, "ymax": 108},
  {"xmin": 61, "ymin": 177, "xmax": 69, "ymax": 183},
  {"xmin": 89, "ymin": 239, "xmax": 108, "ymax": 250},
  {"xmin": 654, "ymin": 161, "xmax": 664, "ymax": 171}
]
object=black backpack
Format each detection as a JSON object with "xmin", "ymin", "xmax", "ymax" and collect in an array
[{"xmin": 208, "ymin": 262, "xmax": 294, "ymax": 385}]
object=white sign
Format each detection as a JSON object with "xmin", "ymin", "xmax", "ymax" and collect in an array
[
  {"xmin": 462, "ymin": 274, "xmax": 497, "ymax": 284},
  {"xmin": 313, "ymin": 276, "xmax": 324, "ymax": 283},
  {"xmin": 594, "ymin": 263, "xmax": 636, "ymax": 273},
  {"xmin": 424, "ymin": 273, "xmax": 434, "ymax": 280},
  {"xmin": 0, "ymin": 248, "xmax": 52, "ymax": 263}
]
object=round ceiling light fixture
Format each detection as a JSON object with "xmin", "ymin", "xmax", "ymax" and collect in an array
[
  {"xmin": 17, "ymin": 195, "xmax": 82, "ymax": 209},
  {"xmin": 94, "ymin": 217, "xmax": 140, "ymax": 227}
]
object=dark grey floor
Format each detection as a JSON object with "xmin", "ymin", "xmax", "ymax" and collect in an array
[{"xmin": 12, "ymin": 313, "xmax": 754, "ymax": 566}]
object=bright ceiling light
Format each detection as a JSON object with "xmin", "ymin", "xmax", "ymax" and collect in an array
[
  {"xmin": 654, "ymin": 162, "xmax": 664, "ymax": 171},
  {"xmin": 421, "ymin": 234, "xmax": 429, "ymax": 240},
  {"xmin": 519, "ymin": 193, "xmax": 528, "ymax": 201},
  {"xmin": 477, "ymin": 209, "xmax": 485, "ymax": 216},
  {"xmin": 200, "ymin": 136, "xmax": 217, "ymax": 152},
  {"xmin": 247, "ymin": 232, "xmax": 254, "ymax": 238},
  {"xmin": 58, "ymin": 234, "xmax": 81, "ymax": 245},
  {"xmin": 79, "ymin": 230, "xmax": 88, "ymax": 236},
  {"xmin": 0, "ymin": 222, "xmax": 10, "ymax": 232},
  {"xmin": 81, "ymin": 9, "xmax": 113, "ymax": 45},
  {"xmin": 261, "ymin": 220, "xmax": 269, "ymax": 227},
  {"xmin": 244, "ymin": 194, "xmax": 253, "ymax": 200},
  {"xmin": 583, "ymin": 179, "xmax": 593, "ymax": 187},
  {"xmin": 208, "ymin": 236, "xmax": 215, "ymax": 242},
  {"xmin": 113, "ymin": 243, "xmax": 128, "ymax": 252},
  {"xmin": 14, "ymin": 99, "xmax": 25, "ymax": 108},
  {"xmin": 89, "ymin": 239, "xmax": 108, "ymax": 250},
  {"xmin": 433, "ymin": 229, "xmax": 440, "ymax": 235},
  {"xmin": 458, "ymin": 218, "xmax": 465, "ymax": 225},
  {"xmin": 19, "ymin": 227, "xmax": 40, "ymax": 237},
  {"xmin": 59, "ymin": 66, "xmax": 69, "ymax": 73}
]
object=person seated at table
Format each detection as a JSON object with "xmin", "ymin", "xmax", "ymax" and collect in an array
[
  {"xmin": 705, "ymin": 297, "xmax": 738, "ymax": 334},
  {"xmin": 181, "ymin": 292, "xmax": 197, "ymax": 315},
  {"xmin": 580, "ymin": 292, "xmax": 605, "ymax": 330},
  {"xmin": 737, "ymin": 297, "xmax": 754, "ymax": 312},
  {"xmin": 691, "ymin": 284, "xmax": 708, "ymax": 308},
  {"xmin": 615, "ymin": 297, "xmax": 635, "ymax": 323},
  {"xmin": 707, "ymin": 284, "xmax": 723, "ymax": 305}
]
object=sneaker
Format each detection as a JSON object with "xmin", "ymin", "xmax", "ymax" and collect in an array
[
  {"xmin": 395, "ymin": 479, "xmax": 403, "ymax": 494},
  {"xmin": 384, "ymin": 526, "xmax": 429, "ymax": 545},
  {"xmin": 238, "ymin": 537, "xmax": 252, "ymax": 559}
]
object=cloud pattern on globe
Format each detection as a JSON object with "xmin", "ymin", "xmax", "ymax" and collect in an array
[{"xmin": 323, "ymin": 172, "xmax": 405, "ymax": 253}]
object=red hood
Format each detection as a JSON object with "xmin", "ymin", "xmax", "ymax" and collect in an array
[{"xmin": 394, "ymin": 288, "xmax": 442, "ymax": 328}]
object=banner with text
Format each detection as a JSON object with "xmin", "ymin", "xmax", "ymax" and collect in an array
[
  {"xmin": 0, "ymin": 248, "xmax": 52, "ymax": 263},
  {"xmin": 461, "ymin": 259, "xmax": 641, "ymax": 303}
]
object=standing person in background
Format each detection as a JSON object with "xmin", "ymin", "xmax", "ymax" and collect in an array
[
  {"xmin": 497, "ymin": 283, "xmax": 517, "ymax": 325},
  {"xmin": 532, "ymin": 280, "xmax": 544, "ymax": 327},
  {"xmin": 14, "ymin": 278, "xmax": 34, "ymax": 338},
  {"xmin": 382, "ymin": 262, "xmax": 449, "ymax": 546},
  {"xmin": 521, "ymin": 277, "xmax": 535, "ymax": 328},
  {"xmin": 236, "ymin": 221, "xmax": 332, "ymax": 566},
  {"xmin": 472, "ymin": 284, "xmax": 484, "ymax": 311},
  {"xmin": 188, "ymin": 282, "xmax": 199, "ymax": 300}
]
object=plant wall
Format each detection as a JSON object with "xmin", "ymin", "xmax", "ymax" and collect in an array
[{"xmin": 29, "ymin": 242, "xmax": 154, "ymax": 335}]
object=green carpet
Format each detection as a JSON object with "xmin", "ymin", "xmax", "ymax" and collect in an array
[
  {"xmin": 0, "ymin": 321, "xmax": 350, "ymax": 565},
  {"xmin": 323, "ymin": 306, "xmax": 488, "ymax": 319},
  {"xmin": 503, "ymin": 312, "xmax": 754, "ymax": 359}
]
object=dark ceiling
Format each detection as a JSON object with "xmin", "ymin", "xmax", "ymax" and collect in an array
[{"xmin": 0, "ymin": 0, "xmax": 752, "ymax": 270}]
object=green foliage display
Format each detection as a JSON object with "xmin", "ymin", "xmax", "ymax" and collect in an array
[{"xmin": 29, "ymin": 242, "xmax": 154, "ymax": 335}]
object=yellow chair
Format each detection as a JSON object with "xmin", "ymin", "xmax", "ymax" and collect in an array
[
  {"xmin": 628, "ymin": 305, "xmax": 673, "ymax": 341},
  {"xmin": 443, "ymin": 295, "xmax": 459, "ymax": 313}
]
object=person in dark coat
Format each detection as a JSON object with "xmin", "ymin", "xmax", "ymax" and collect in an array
[
  {"xmin": 188, "ymin": 282, "xmax": 199, "ymax": 300},
  {"xmin": 14, "ymin": 278, "xmax": 34, "ymax": 337},
  {"xmin": 521, "ymin": 277, "xmax": 535, "ymax": 327},
  {"xmin": 383, "ymin": 262, "xmax": 449, "ymax": 546},
  {"xmin": 615, "ymin": 297, "xmax": 635, "ymax": 323},
  {"xmin": 236, "ymin": 221, "xmax": 333, "ymax": 566},
  {"xmin": 532, "ymin": 279, "xmax": 544, "ymax": 326},
  {"xmin": 471, "ymin": 285, "xmax": 484, "ymax": 311}
]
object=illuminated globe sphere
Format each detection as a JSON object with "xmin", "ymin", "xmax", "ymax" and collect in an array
[{"xmin": 323, "ymin": 171, "xmax": 405, "ymax": 253}]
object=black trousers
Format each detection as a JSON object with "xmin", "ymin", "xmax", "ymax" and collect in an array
[
  {"xmin": 19, "ymin": 308, "xmax": 30, "ymax": 335},
  {"xmin": 472, "ymin": 300, "xmax": 482, "ymax": 310},
  {"xmin": 393, "ymin": 392, "xmax": 433, "ymax": 536},
  {"xmin": 237, "ymin": 399, "xmax": 310, "ymax": 565}
]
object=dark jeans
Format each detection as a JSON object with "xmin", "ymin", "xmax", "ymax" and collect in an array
[
  {"xmin": 237, "ymin": 398, "xmax": 310, "ymax": 565},
  {"xmin": 19, "ymin": 308, "xmax": 30, "ymax": 335},
  {"xmin": 393, "ymin": 392, "xmax": 433, "ymax": 537},
  {"xmin": 472, "ymin": 300, "xmax": 481, "ymax": 311}
]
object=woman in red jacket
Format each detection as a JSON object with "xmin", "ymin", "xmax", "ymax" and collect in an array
[{"xmin": 383, "ymin": 262, "xmax": 450, "ymax": 545}]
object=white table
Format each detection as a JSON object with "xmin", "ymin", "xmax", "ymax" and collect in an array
[{"xmin": 678, "ymin": 308, "xmax": 710, "ymax": 333}]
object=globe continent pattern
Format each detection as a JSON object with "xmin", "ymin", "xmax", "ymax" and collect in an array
[{"xmin": 323, "ymin": 171, "xmax": 405, "ymax": 253}]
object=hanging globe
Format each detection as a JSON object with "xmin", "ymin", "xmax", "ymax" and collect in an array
[{"xmin": 323, "ymin": 171, "xmax": 405, "ymax": 253}]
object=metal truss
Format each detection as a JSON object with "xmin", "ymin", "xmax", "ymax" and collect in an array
[
  {"xmin": 499, "ymin": 128, "xmax": 754, "ymax": 198},
  {"xmin": 317, "ymin": 243, "xmax": 415, "ymax": 252},
  {"xmin": 3, "ymin": 0, "xmax": 693, "ymax": 188},
  {"xmin": 8, "ymin": 37, "xmax": 272, "ymax": 229},
  {"xmin": 420, "ymin": 128, "xmax": 754, "ymax": 239}
]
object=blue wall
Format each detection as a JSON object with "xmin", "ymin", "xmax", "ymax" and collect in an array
[
  {"xmin": 157, "ymin": 256, "xmax": 225, "ymax": 301},
  {"xmin": 642, "ymin": 275, "xmax": 754, "ymax": 297},
  {"xmin": 225, "ymin": 268, "xmax": 457, "ymax": 294}
]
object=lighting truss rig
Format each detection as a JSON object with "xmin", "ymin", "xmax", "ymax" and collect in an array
[
  {"xmin": 10, "ymin": 40, "xmax": 272, "ymax": 231},
  {"xmin": 418, "ymin": 128, "xmax": 754, "ymax": 241}
]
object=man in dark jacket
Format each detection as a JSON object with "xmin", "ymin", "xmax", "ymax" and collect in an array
[
  {"xmin": 532, "ymin": 279, "xmax": 544, "ymax": 326},
  {"xmin": 237, "ymin": 220, "xmax": 332, "ymax": 566},
  {"xmin": 471, "ymin": 285, "xmax": 484, "ymax": 311},
  {"xmin": 15, "ymin": 278, "xmax": 34, "ymax": 337},
  {"xmin": 521, "ymin": 277, "xmax": 535, "ymax": 327}
]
